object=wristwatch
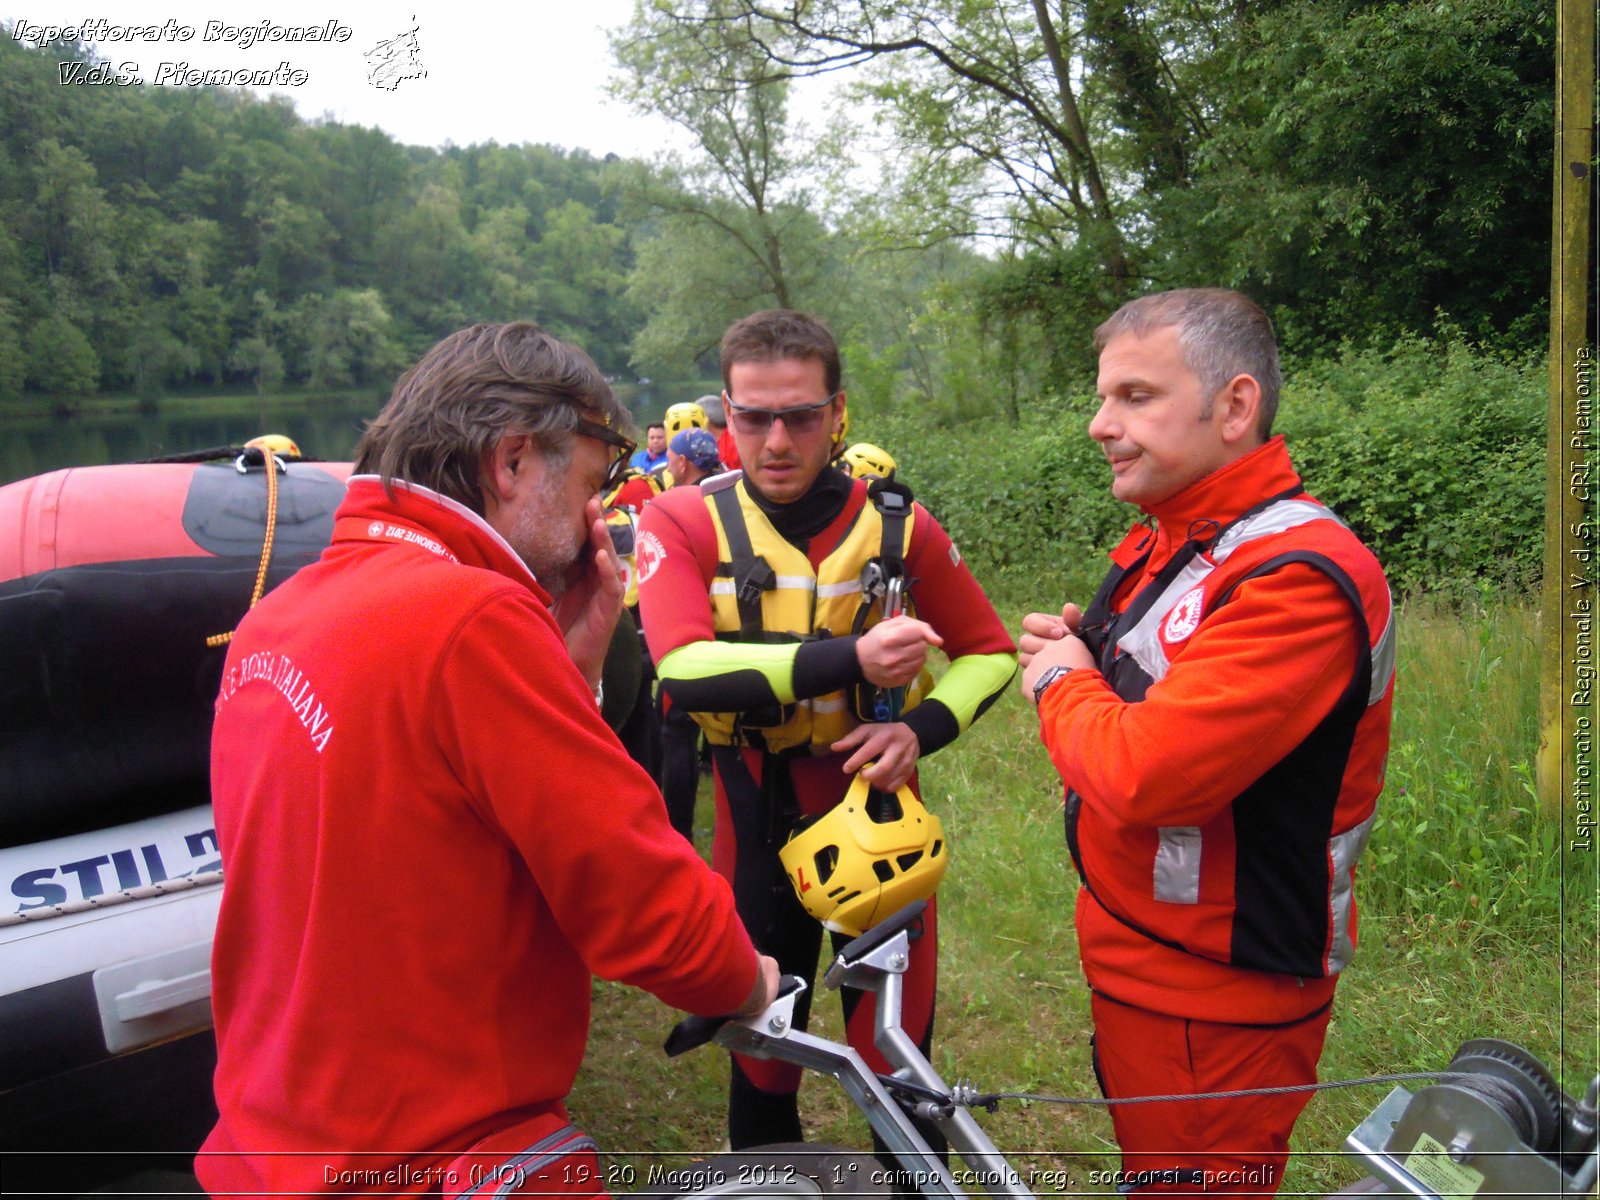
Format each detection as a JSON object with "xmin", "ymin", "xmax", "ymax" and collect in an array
[{"xmin": 1031, "ymin": 664, "xmax": 1075, "ymax": 706}]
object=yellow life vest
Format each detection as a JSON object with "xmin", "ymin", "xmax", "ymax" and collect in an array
[{"xmin": 696, "ymin": 472, "xmax": 929, "ymax": 752}]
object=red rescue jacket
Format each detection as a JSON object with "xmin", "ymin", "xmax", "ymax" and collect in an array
[{"xmin": 1041, "ymin": 439, "xmax": 1394, "ymax": 1023}]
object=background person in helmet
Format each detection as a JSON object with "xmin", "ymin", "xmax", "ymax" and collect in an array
[
  {"xmin": 1019, "ymin": 289, "xmax": 1394, "ymax": 1198},
  {"xmin": 601, "ymin": 465, "xmax": 665, "ymax": 777},
  {"xmin": 840, "ymin": 442, "xmax": 897, "ymax": 481},
  {"xmin": 636, "ymin": 309, "xmax": 1016, "ymax": 1156},
  {"xmin": 202, "ymin": 322, "xmax": 779, "ymax": 1200},
  {"xmin": 664, "ymin": 399, "xmax": 711, "ymax": 438},
  {"xmin": 654, "ymin": 401, "xmax": 714, "ymax": 487}
]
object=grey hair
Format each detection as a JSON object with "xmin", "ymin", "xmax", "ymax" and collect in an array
[
  {"xmin": 354, "ymin": 322, "xmax": 628, "ymax": 514},
  {"xmin": 1094, "ymin": 289, "xmax": 1281, "ymax": 437},
  {"xmin": 697, "ymin": 393, "xmax": 727, "ymax": 428}
]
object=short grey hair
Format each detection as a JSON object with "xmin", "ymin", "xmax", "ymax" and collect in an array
[
  {"xmin": 354, "ymin": 323, "xmax": 629, "ymax": 513},
  {"xmin": 1094, "ymin": 288, "xmax": 1281, "ymax": 438},
  {"xmin": 697, "ymin": 393, "xmax": 727, "ymax": 428}
]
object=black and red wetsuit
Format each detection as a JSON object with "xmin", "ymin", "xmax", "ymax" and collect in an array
[{"xmin": 638, "ymin": 466, "xmax": 1014, "ymax": 1149}]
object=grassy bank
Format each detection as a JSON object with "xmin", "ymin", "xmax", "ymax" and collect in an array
[{"xmin": 568, "ymin": 594, "xmax": 1595, "ymax": 1196}]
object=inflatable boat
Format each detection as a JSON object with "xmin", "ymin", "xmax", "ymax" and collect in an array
[
  {"xmin": 0, "ymin": 446, "xmax": 350, "ymax": 1188},
  {"xmin": 1, "ymin": 445, "xmax": 649, "ymax": 1187}
]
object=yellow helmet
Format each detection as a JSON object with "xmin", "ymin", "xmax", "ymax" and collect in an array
[
  {"xmin": 664, "ymin": 401, "xmax": 709, "ymax": 437},
  {"xmin": 778, "ymin": 775, "xmax": 947, "ymax": 937},
  {"xmin": 841, "ymin": 442, "xmax": 896, "ymax": 480}
]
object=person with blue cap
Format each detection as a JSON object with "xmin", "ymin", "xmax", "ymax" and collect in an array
[{"xmin": 666, "ymin": 427, "xmax": 724, "ymax": 488}]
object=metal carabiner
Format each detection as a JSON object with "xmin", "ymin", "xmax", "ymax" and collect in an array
[{"xmin": 234, "ymin": 451, "xmax": 289, "ymax": 476}]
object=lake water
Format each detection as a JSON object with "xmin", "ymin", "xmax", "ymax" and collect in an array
[
  {"xmin": 1, "ymin": 393, "xmax": 381, "ymax": 487},
  {"xmin": 1, "ymin": 381, "xmax": 675, "ymax": 487}
]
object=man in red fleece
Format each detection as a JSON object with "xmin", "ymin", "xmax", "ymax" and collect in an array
[
  {"xmin": 1019, "ymin": 289, "xmax": 1394, "ymax": 1196},
  {"xmin": 201, "ymin": 323, "xmax": 778, "ymax": 1199}
]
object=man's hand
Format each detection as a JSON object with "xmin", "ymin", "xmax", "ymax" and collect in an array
[
  {"xmin": 1018, "ymin": 602, "xmax": 1083, "ymax": 668},
  {"xmin": 1019, "ymin": 603, "xmax": 1094, "ymax": 706},
  {"xmin": 551, "ymin": 496, "xmax": 625, "ymax": 688},
  {"xmin": 734, "ymin": 954, "xmax": 782, "ymax": 1017},
  {"xmin": 856, "ymin": 615, "xmax": 944, "ymax": 688},
  {"xmin": 831, "ymin": 722, "xmax": 921, "ymax": 792}
]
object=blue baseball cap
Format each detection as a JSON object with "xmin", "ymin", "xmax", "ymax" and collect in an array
[{"xmin": 671, "ymin": 429, "xmax": 722, "ymax": 472}]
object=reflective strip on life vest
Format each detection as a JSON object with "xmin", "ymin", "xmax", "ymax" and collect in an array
[
  {"xmin": 1116, "ymin": 500, "xmax": 1344, "ymax": 686},
  {"xmin": 1327, "ymin": 810, "xmax": 1377, "ymax": 972},
  {"xmin": 1152, "ymin": 826, "xmax": 1203, "ymax": 905}
]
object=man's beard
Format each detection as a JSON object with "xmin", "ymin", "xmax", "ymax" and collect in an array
[{"xmin": 507, "ymin": 474, "xmax": 582, "ymax": 600}]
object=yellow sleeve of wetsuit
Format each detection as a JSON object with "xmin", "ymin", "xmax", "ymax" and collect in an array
[
  {"xmin": 925, "ymin": 650, "xmax": 1018, "ymax": 733},
  {"xmin": 655, "ymin": 640, "xmax": 802, "ymax": 708}
]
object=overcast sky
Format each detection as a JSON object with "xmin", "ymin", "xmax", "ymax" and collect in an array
[{"xmin": 3, "ymin": 0, "xmax": 706, "ymax": 158}]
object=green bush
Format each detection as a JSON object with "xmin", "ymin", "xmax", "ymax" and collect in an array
[
  {"xmin": 1280, "ymin": 333, "xmax": 1544, "ymax": 595},
  {"xmin": 863, "ymin": 333, "xmax": 1544, "ymax": 600},
  {"xmin": 868, "ymin": 396, "xmax": 1137, "ymax": 605}
]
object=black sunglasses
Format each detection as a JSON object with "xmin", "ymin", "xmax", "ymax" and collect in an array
[
  {"xmin": 724, "ymin": 393, "xmax": 840, "ymax": 436},
  {"xmin": 575, "ymin": 418, "xmax": 636, "ymax": 491}
]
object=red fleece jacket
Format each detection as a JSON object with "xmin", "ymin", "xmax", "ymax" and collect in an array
[{"xmin": 200, "ymin": 477, "xmax": 757, "ymax": 1198}]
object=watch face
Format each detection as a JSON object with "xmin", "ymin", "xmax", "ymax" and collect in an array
[{"xmin": 1033, "ymin": 666, "xmax": 1070, "ymax": 703}]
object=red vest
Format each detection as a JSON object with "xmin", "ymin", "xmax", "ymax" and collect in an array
[{"xmin": 1067, "ymin": 489, "xmax": 1395, "ymax": 979}]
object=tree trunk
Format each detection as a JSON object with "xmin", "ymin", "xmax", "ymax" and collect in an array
[{"xmin": 1537, "ymin": 0, "xmax": 1595, "ymax": 817}]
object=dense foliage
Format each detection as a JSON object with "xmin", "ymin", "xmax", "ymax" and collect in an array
[
  {"xmin": 865, "ymin": 335, "xmax": 1546, "ymax": 597},
  {"xmin": 617, "ymin": 0, "xmax": 1554, "ymax": 393},
  {"xmin": 0, "ymin": 33, "xmax": 642, "ymax": 403},
  {"xmin": 0, "ymin": 2, "xmax": 1560, "ymax": 601},
  {"xmin": 6, "ymin": 0, "xmax": 1558, "ymax": 416}
]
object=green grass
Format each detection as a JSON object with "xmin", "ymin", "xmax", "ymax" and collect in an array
[{"xmin": 568, "ymin": 594, "xmax": 1597, "ymax": 1196}]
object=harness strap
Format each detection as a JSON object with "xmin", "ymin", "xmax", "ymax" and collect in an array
[
  {"xmin": 1083, "ymin": 484, "xmax": 1306, "ymax": 670},
  {"xmin": 868, "ymin": 476, "xmax": 912, "ymax": 580},
  {"xmin": 709, "ymin": 481, "xmax": 775, "ymax": 638},
  {"xmin": 858, "ymin": 478, "xmax": 917, "ymax": 722}
]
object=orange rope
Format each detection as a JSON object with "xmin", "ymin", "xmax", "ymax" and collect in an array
[{"xmin": 206, "ymin": 452, "xmax": 281, "ymax": 648}]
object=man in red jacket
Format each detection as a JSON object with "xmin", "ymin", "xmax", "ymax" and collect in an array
[
  {"xmin": 1020, "ymin": 289, "xmax": 1394, "ymax": 1196},
  {"xmin": 201, "ymin": 323, "xmax": 777, "ymax": 1199}
]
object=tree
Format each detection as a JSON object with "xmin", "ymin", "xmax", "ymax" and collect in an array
[
  {"xmin": 25, "ymin": 313, "xmax": 100, "ymax": 400},
  {"xmin": 525, "ymin": 200, "xmax": 635, "ymax": 371},
  {"xmin": 1149, "ymin": 0, "xmax": 1554, "ymax": 352},
  {"xmin": 250, "ymin": 195, "xmax": 337, "ymax": 304},
  {"xmin": 616, "ymin": 0, "xmax": 1553, "ymax": 368},
  {"xmin": 621, "ymin": 200, "xmax": 832, "ymax": 377},
  {"xmin": 374, "ymin": 182, "xmax": 479, "ymax": 339},
  {"xmin": 230, "ymin": 290, "xmax": 286, "ymax": 398},
  {"xmin": 27, "ymin": 137, "xmax": 118, "ymax": 291},
  {"xmin": 122, "ymin": 312, "xmax": 195, "ymax": 402},
  {"xmin": 0, "ymin": 297, "xmax": 26, "ymax": 402},
  {"xmin": 230, "ymin": 336, "xmax": 284, "ymax": 400},
  {"xmin": 295, "ymin": 288, "xmax": 406, "ymax": 389},
  {"xmin": 611, "ymin": 1, "xmax": 840, "ymax": 368},
  {"xmin": 615, "ymin": 1, "xmax": 1149, "ymax": 282}
]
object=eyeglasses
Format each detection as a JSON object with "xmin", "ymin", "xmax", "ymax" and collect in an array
[
  {"xmin": 724, "ymin": 393, "xmax": 840, "ymax": 437},
  {"xmin": 575, "ymin": 418, "xmax": 636, "ymax": 492}
]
